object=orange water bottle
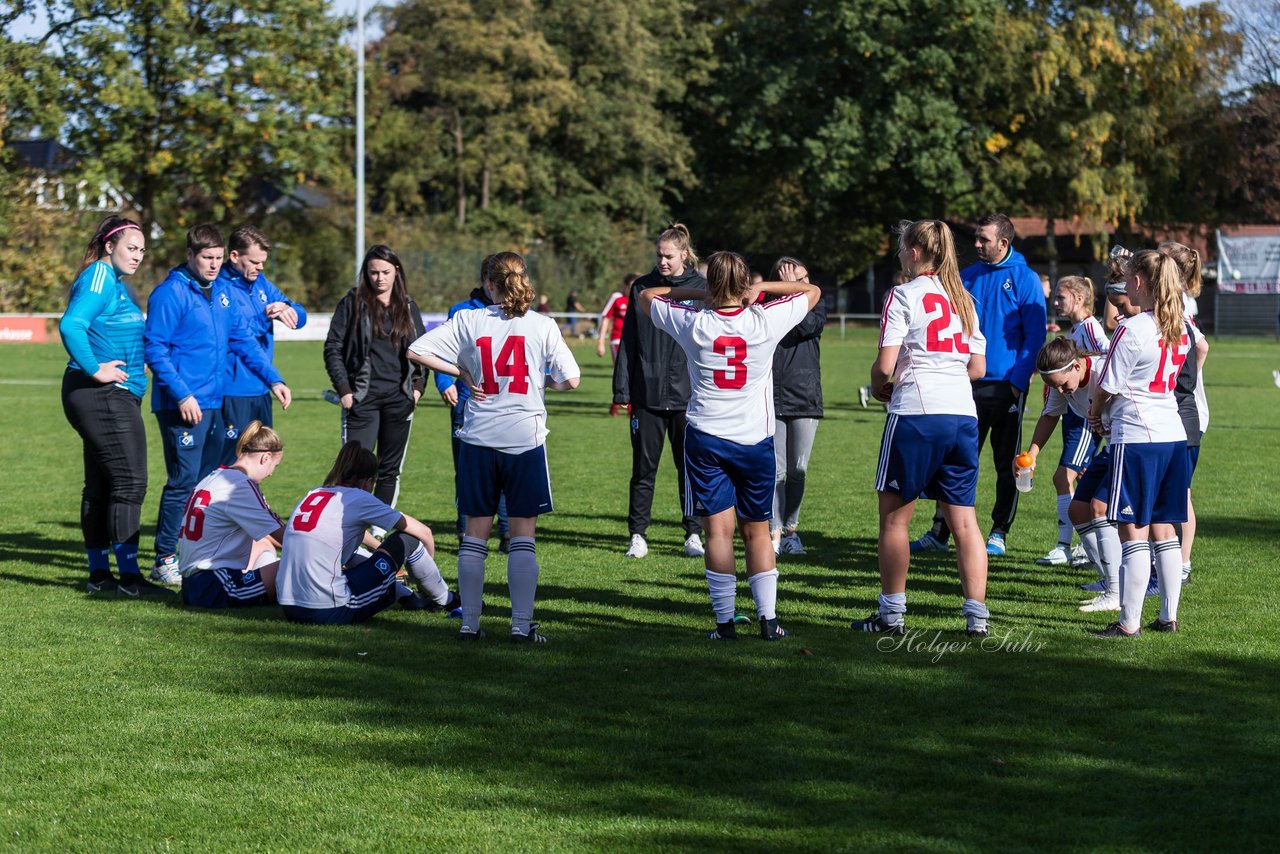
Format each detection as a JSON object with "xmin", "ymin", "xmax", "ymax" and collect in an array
[{"xmin": 1015, "ymin": 452, "xmax": 1034, "ymax": 493}]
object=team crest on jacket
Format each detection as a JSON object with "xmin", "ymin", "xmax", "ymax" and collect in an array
[
  {"xmin": 259, "ymin": 290, "xmax": 267, "ymax": 302},
  {"xmin": 220, "ymin": 293, "xmax": 230, "ymax": 307}
]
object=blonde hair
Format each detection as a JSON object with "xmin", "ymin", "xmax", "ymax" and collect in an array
[
  {"xmin": 324, "ymin": 441, "xmax": 378, "ymax": 487},
  {"xmin": 705, "ymin": 251, "xmax": 752, "ymax": 307},
  {"xmin": 1158, "ymin": 241, "xmax": 1202, "ymax": 298},
  {"xmin": 1056, "ymin": 275, "xmax": 1095, "ymax": 315},
  {"xmin": 657, "ymin": 223, "xmax": 698, "ymax": 267},
  {"xmin": 486, "ymin": 252, "xmax": 534, "ymax": 318},
  {"xmin": 236, "ymin": 421, "xmax": 284, "ymax": 456},
  {"xmin": 1127, "ymin": 250, "xmax": 1184, "ymax": 347},
  {"xmin": 896, "ymin": 220, "xmax": 976, "ymax": 336}
]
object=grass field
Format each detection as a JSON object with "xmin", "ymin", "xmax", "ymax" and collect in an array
[{"xmin": 2, "ymin": 331, "xmax": 1279, "ymax": 851}]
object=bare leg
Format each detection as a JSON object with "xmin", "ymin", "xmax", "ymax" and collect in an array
[
  {"xmin": 878, "ymin": 491, "xmax": 915, "ymax": 594},
  {"xmin": 941, "ymin": 501, "xmax": 987, "ymax": 602}
]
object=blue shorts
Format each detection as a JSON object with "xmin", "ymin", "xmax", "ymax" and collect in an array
[
  {"xmin": 457, "ymin": 442, "xmax": 552, "ymax": 518},
  {"xmin": 682, "ymin": 426, "xmax": 774, "ymax": 521},
  {"xmin": 1107, "ymin": 441, "xmax": 1190, "ymax": 526},
  {"xmin": 1058, "ymin": 410, "xmax": 1097, "ymax": 473},
  {"xmin": 875, "ymin": 413, "xmax": 979, "ymax": 506},
  {"xmin": 220, "ymin": 394, "xmax": 274, "ymax": 467},
  {"xmin": 1073, "ymin": 445, "xmax": 1112, "ymax": 506},
  {"xmin": 281, "ymin": 550, "xmax": 401, "ymax": 625},
  {"xmin": 1187, "ymin": 444, "xmax": 1200, "ymax": 483},
  {"xmin": 181, "ymin": 568, "xmax": 269, "ymax": 609}
]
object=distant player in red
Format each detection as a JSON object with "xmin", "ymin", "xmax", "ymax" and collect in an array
[{"xmin": 598, "ymin": 273, "xmax": 636, "ymax": 416}]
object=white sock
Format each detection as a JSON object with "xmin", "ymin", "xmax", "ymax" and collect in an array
[
  {"xmin": 1074, "ymin": 519, "xmax": 1101, "ymax": 572},
  {"xmin": 404, "ymin": 542, "xmax": 449, "ymax": 605},
  {"xmin": 1119, "ymin": 540, "xmax": 1151, "ymax": 631},
  {"xmin": 457, "ymin": 536, "xmax": 488, "ymax": 632},
  {"xmin": 1154, "ymin": 539, "xmax": 1183, "ymax": 622},
  {"xmin": 878, "ymin": 592, "xmax": 906, "ymax": 625},
  {"xmin": 1181, "ymin": 560, "xmax": 1192, "ymax": 582},
  {"xmin": 1056, "ymin": 494, "xmax": 1073, "ymax": 548},
  {"xmin": 1095, "ymin": 519, "xmax": 1122, "ymax": 595},
  {"xmin": 962, "ymin": 598, "xmax": 989, "ymax": 633},
  {"xmin": 705, "ymin": 569, "xmax": 736, "ymax": 624},
  {"xmin": 506, "ymin": 537, "xmax": 538, "ymax": 635},
  {"xmin": 747, "ymin": 569, "xmax": 779, "ymax": 621}
]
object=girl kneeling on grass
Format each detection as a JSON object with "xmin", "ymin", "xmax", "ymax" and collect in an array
[
  {"xmin": 637, "ymin": 251, "xmax": 820, "ymax": 641},
  {"xmin": 850, "ymin": 219, "xmax": 990, "ymax": 638},
  {"xmin": 178, "ymin": 420, "xmax": 286, "ymax": 608},
  {"xmin": 276, "ymin": 442, "xmax": 457, "ymax": 625}
]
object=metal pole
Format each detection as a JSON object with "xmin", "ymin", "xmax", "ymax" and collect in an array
[
  {"xmin": 355, "ymin": 0, "xmax": 366, "ymax": 280},
  {"xmin": 1214, "ymin": 228, "xmax": 1221, "ymax": 340}
]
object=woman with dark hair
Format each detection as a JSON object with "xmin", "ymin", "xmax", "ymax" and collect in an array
[{"xmin": 323, "ymin": 245, "xmax": 428, "ymax": 507}]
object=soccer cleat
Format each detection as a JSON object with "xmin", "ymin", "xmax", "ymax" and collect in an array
[
  {"xmin": 511, "ymin": 623, "xmax": 549, "ymax": 643},
  {"xmin": 986, "ymin": 532, "xmax": 1006, "ymax": 556},
  {"xmin": 149, "ymin": 554, "xmax": 182, "ymax": 586},
  {"xmin": 708, "ymin": 620, "xmax": 738, "ymax": 640},
  {"xmin": 850, "ymin": 613, "xmax": 905, "ymax": 635},
  {"xmin": 457, "ymin": 628, "xmax": 487, "ymax": 641},
  {"xmin": 117, "ymin": 574, "xmax": 175, "ymax": 598},
  {"xmin": 683, "ymin": 533, "xmax": 705, "ymax": 557},
  {"xmin": 1079, "ymin": 579, "xmax": 1106, "ymax": 592},
  {"xmin": 1181, "ymin": 570, "xmax": 1192, "ymax": 587},
  {"xmin": 1035, "ymin": 545, "xmax": 1070, "ymax": 566},
  {"xmin": 732, "ymin": 611, "xmax": 753, "ymax": 625},
  {"xmin": 965, "ymin": 626, "xmax": 989, "ymax": 639},
  {"xmin": 760, "ymin": 618, "xmax": 789, "ymax": 641},
  {"xmin": 909, "ymin": 531, "xmax": 950, "ymax": 553},
  {"xmin": 1078, "ymin": 592, "xmax": 1120, "ymax": 612},
  {"xmin": 398, "ymin": 593, "xmax": 429, "ymax": 611},
  {"xmin": 426, "ymin": 590, "xmax": 462, "ymax": 614},
  {"xmin": 779, "ymin": 532, "xmax": 806, "ymax": 555},
  {"xmin": 624, "ymin": 533, "xmax": 648, "ymax": 558},
  {"xmin": 1091, "ymin": 621, "xmax": 1141, "ymax": 638},
  {"xmin": 1070, "ymin": 544, "xmax": 1090, "ymax": 566},
  {"xmin": 86, "ymin": 574, "xmax": 119, "ymax": 594},
  {"xmin": 1147, "ymin": 617, "xmax": 1179, "ymax": 633}
]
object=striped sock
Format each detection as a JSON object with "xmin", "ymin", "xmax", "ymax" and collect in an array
[
  {"xmin": 506, "ymin": 537, "xmax": 539, "ymax": 635},
  {"xmin": 1154, "ymin": 539, "xmax": 1183, "ymax": 622},
  {"xmin": 457, "ymin": 536, "xmax": 488, "ymax": 633},
  {"xmin": 405, "ymin": 542, "xmax": 449, "ymax": 605},
  {"xmin": 1119, "ymin": 540, "xmax": 1151, "ymax": 631},
  {"xmin": 1074, "ymin": 519, "xmax": 1101, "ymax": 571}
]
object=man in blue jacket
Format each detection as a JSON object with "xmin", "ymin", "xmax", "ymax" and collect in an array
[
  {"xmin": 914, "ymin": 213, "xmax": 1046, "ymax": 556},
  {"xmin": 145, "ymin": 224, "xmax": 292, "ymax": 582},
  {"xmin": 216, "ymin": 225, "xmax": 307, "ymax": 465}
]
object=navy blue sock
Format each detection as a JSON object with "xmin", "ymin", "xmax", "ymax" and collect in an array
[{"xmin": 113, "ymin": 543, "xmax": 141, "ymax": 578}]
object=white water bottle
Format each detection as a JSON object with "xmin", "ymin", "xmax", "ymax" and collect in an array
[{"xmin": 1015, "ymin": 452, "xmax": 1034, "ymax": 493}]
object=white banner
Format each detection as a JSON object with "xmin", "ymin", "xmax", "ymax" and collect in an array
[
  {"xmin": 1218, "ymin": 233, "xmax": 1280, "ymax": 294},
  {"xmin": 273, "ymin": 312, "xmax": 449, "ymax": 342}
]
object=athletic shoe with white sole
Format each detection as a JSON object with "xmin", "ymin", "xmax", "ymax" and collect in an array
[
  {"xmin": 760, "ymin": 618, "xmax": 789, "ymax": 641},
  {"xmin": 149, "ymin": 554, "xmax": 181, "ymax": 586},
  {"xmin": 683, "ymin": 533, "xmax": 705, "ymax": 558},
  {"xmin": 511, "ymin": 623, "xmax": 549, "ymax": 643},
  {"xmin": 1035, "ymin": 545, "xmax": 1070, "ymax": 566},
  {"xmin": 779, "ymin": 532, "xmax": 806, "ymax": 555},
  {"xmin": 1078, "ymin": 592, "xmax": 1120, "ymax": 612},
  {"xmin": 965, "ymin": 626, "xmax": 989, "ymax": 639},
  {"xmin": 850, "ymin": 613, "xmax": 906, "ymax": 635},
  {"xmin": 624, "ymin": 534, "xmax": 648, "ymax": 558},
  {"xmin": 117, "ymin": 574, "xmax": 175, "ymax": 598},
  {"xmin": 1070, "ymin": 544, "xmax": 1090, "ymax": 566},
  {"xmin": 457, "ymin": 628, "xmax": 487, "ymax": 641},
  {"xmin": 1091, "ymin": 621, "xmax": 1140, "ymax": 638},
  {"xmin": 986, "ymin": 532, "xmax": 1007, "ymax": 556},
  {"xmin": 909, "ymin": 531, "xmax": 950, "ymax": 553}
]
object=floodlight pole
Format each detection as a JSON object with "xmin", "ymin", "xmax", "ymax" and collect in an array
[{"xmin": 355, "ymin": 0, "xmax": 366, "ymax": 280}]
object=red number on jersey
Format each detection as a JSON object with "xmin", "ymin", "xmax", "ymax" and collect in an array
[
  {"xmin": 922, "ymin": 293, "xmax": 971, "ymax": 354},
  {"xmin": 713, "ymin": 336, "xmax": 748, "ymax": 389},
  {"xmin": 292, "ymin": 490, "xmax": 336, "ymax": 533},
  {"xmin": 1147, "ymin": 334, "xmax": 1189, "ymax": 393},
  {"xmin": 477, "ymin": 336, "xmax": 530, "ymax": 395},
  {"xmin": 180, "ymin": 489, "xmax": 213, "ymax": 541}
]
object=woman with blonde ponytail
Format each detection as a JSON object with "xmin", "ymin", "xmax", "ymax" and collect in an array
[
  {"xmin": 1086, "ymin": 250, "xmax": 1191, "ymax": 637},
  {"xmin": 851, "ymin": 219, "xmax": 992, "ymax": 639},
  {"xmin": 408, "ymin": 251, "xmax": 580, "ymax": 643}
]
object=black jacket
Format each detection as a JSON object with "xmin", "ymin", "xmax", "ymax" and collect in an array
[
  {"xmin": 612, "ymin": 266, "xmax": 707, "ymax": 409},
  {"xmin": 323, "ymin": 289, "xmax": 428, "ymax": 403},
  {"xmin": 772, "ymin": 294, "xmax": 827, "ymax": 418}
]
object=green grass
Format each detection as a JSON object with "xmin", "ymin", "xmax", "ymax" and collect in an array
[{"xmin": 1, "ymin": 332, "xmax": 1279, "ymax": 851}]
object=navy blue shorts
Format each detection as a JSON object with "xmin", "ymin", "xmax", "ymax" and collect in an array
[
  {"xmin": 1057, "ymin": 410, "xmax": 1097, "ymax": 473},
  {"xmin": 1073, "ymin": 445, "xmax": 1112, "ymax": 506},
  {"xmin": 682, "ymin": 426, "xmax": 774, "ymax": 521},
  {"xmin": 875, "ymin": 413, "xmax": 979, "ymax": 506},
  {"xmin": 457, "ymin": 442, "xmax": 552, "ymax": 518},
  {"xmin": 181, "ymin": 568, "xmax": 269, "ymax": 609},
  {"xmin": 220, "ymin": 394, "xmax": 274, "ymax": 466},
  {"xmin": 281, "ymin": 550, "xmax": 401, "ymax": 625},
  {"xmin": 1188, "ymin": 444, "xmax": 1200, "ymax": 482},
  {"xmin": 1107, "ymin": 441, "xmax": 1190, "ymax": 526}
]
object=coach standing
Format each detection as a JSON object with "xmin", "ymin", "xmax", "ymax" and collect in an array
[
  {"xmin": 145, "ymin": 224, "xmax": 291, "ymax": 584},
  {"xmin": 912, "ymin": 213, "xmax": 1046, "ymax": 556},
  {"xmin": 217, "ymin": 225, "xmax": 307, "ymax": 465}
]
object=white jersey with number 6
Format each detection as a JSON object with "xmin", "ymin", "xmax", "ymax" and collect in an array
[
  {"xmin": 178, "ymin": 467, "xmax": 282, "ymax": 576},
  {"xmin": 879, "ymin": 275, "xmax": 987, "ymax": 417},
  {"xmin": 409, "ymin": 306, "xmax": 580, "ymax": 454},
  {"xmin": 650, "ymin": 294, "xmax": 810, "ymax": 445},
  {"xmin": 1098, "ymin": 312, "xmax": 1188, "ymax": 444},
  {"xmin": 276, "ymin": 486, "xmax": 404, "ymax": 609}
]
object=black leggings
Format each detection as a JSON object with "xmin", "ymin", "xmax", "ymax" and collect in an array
[
  {"xmin": 342, "ymin": 391, "xmax": 416, "ymax": 507},
  {"xmin": 60, "ymin": 370, "xmax": 148, "ymax": 549}
]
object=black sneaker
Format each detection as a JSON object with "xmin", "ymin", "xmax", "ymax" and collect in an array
[
  {"xmin": 511, "ymin": 623, "xmax": 548, "ymax": 643},
  {"xmin": 760, "ymin": 618, "xmax": 789, "ymax": 641},
  {"xmin": 86, "ymin": 574, "xmax": 119, "ymax": 594},
  {"xmin": 708, "ymin": 620, "xmax": 738, "ymax": 640},
  {"xmin": 427, "ymin": 590, "xmax": 462, "ymax": 613},
  {"xmin": 398, "ymin": 593, "xmax": 429, "ymax": 611},
  {"xmin": 457, "ymin": 628, "xmax": 487, "ymax": 641},
  {"xmin": 850, "ymin": 613, "xmax": 905, "ymax": 635},
  {"xmin": 117, "ymin": 574, "xmax": 175, "ymax": 598},
  {"xmin": 966, "ymin": 625, "xmax": 990, "ymax": 638},
  {"xmin": 1091, "ymin": 621, "xmax": 1141, "ymax": 638},
  {"xmin": 1147, "ymin": 617, "xmax": 1178, "ymax": 633}
]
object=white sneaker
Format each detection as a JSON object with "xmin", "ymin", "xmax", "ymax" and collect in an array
[
  {"xmin": 1035, "ymin": 545, "xmax": 1070, "ymax": 566},
  {"xmin": 1273, "ymin": 369, "xmax": 1280, "ymax": 388},
  {"xmin": 683, "ymin": 533, "xmax": 705, "ymax": 557},
  {"xmin": 1070, "ymin": 544, "xmax": 1090, "ymax": 567},
  {"xmin": 149, "ymin": 555, "xmax": 182, "ymax": 586},
  {"xmin": 1078, "ymin": 592, "xmax": 1120, "ymax": 612},
  {"xmin": 859, "ymin": 385, "xmax": 870, "ymax": 408},
  {"xmin": 625, "ymin": 534, "xmax": 648, "ymax": 558},
  {"xmin": 780, "ymin": 532, "xmax": 806, "ymax": 555}
]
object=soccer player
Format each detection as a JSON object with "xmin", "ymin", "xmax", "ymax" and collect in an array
[
  {"xmin": 638, "ymin": 251, "xmax": 820, "ymax": 640},
  {"xmin": 407, "ymin": 251, "xmax": 581, "ymax": 643},
  {"xmin": 276, "ymin": 441, "xmax": 457, "ymax": 625},
  {"xmin": 59, "ymin": 216, "xmax": 157, "ymax": 596},
  {"xmin": 178, "ymin": 421, "xmax": 287, "ymax": 608},
  {"xmin": 217, "ymin": 226, "xmax": 307, "ymax": 465},
  {"xmin": 1089, "ymin": 250, "xmax": 1192, "ymax": 637},
  {"xmin": 1034, "ymin": 276, "xmax": 1110, "ymax": 567},
  {"xmin": 145, "ymin": 225, "xmax": 291, "ymax": 586},
  {"xmin": 850, "ymin": 220, "xmax": 990, "ymax": 637},
  {"xmin": 597, "ymin": 273, "xmax": 636, "ymax": 416}
]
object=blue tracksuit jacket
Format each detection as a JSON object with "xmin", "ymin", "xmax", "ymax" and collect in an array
[
  {"xmin": 961, "ymin": 247, "xmax": 1046, "ymax": 391},
  {"xmin": 217, "ymin": 264, "xmax": 307, "ymax": 397}
]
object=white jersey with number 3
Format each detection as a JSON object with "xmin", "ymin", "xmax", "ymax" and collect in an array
[
  {"xmin": 277, "ymin": 486, "xmax": 404, "ymax": 609},
  {"xmin": 409, "ymin": 307, "xmax": 580, "ymax": 454},
  {"xmin": 650, "ymin": 294, "xmax": 810, "ymax": 445},
  {"xmin": 1099, "ymin": 311, "xmax": 1188, "ymax": 444},
  {"xmin": 178, "ymin": 467, "xmax": 282, "ymax": 576},
  {"xmin": 880, "ymin": 275, "xmax": 987, "ymax": 417}
]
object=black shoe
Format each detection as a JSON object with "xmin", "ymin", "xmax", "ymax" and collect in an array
[
  {"xmin": 427, "ymin": 590, "xmax": 462, "ymax": 613},
  {"xmin": 457, "ymin": 628, "xmax": 487, "ymax": 641},
  {"xmin": 850, "ymin": 613, "xmax": 905, "ymax": 635},
  {"xmin": 117, "ymin": 574, "xmax": 175, "ymax": 598},
  {"xmin": 86, "ymin": 573, "xmax": 119, "ymax": 594},
  {"xmin": 760, "ymin": 618, "xmax": 789, "ymax": 641},
  {"xmin": 398, "ymin": 593, "xmax": 429, "ymax": 611},
  {"xmin": 1147, "ymin": 617, "xmax": 1178, "ymax": 633},
  {"xmin": 1091, "ymin": 621, "xmax": 1141, "ymax": 638},
  {"xmin": 708, "ymin": 620, "xmax": 737, "ymax": 640},
  {"xmin": 511, "ymin": 623, "xmax": 548, "ymax": 643},
  {"xmin": 966, "ymin": 626, "xmax": 989, "ymax": 639}
]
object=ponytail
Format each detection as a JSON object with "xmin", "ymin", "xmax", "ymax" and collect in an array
[
  {"xmin": 80, "ymin": 215, "xmax": 142, "ymax": 274},
  {"xmin": 657, "ymin": 223, "xmax": 698, "ymax": 267},
  {"xmin": 1056, "ymin": 275, "xmax": 1096, "ymax": 315},
  {"xmin": 323, "ymin": 441, "xmax": 379, "ymax": 488},
  {"xmin": 1127, "ymin": 250, "xmax": 1184, "ymax": 347},
  {"xmin": 706, "ymin": 251, "xmax": 752, "ymax": 306},
  {"xmin": 236, "ymin": 420, "xmax": 284, "ymax": 457},
  {"xmin": 1158, "ymin": 241, "xmax": 1202, "ymax": 298},
  {"xmin": 896, "ymin": 219, "xmax": 977, "ymax": 336},
  {"xmin": 487, "ymin": 251, "xmax": 534, "ymax": 318}
]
